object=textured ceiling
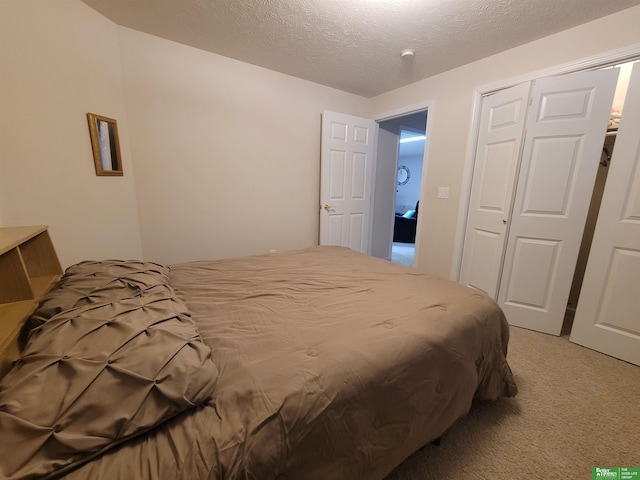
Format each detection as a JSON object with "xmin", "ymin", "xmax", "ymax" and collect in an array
[{"xmin": 80, "ymin": 0, "xmax": 640, "ymax": 97}]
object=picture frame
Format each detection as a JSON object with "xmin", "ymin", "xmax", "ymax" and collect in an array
[{"xmin": 86, "ymin": 113, "xmax": 123, "ymax": 176}]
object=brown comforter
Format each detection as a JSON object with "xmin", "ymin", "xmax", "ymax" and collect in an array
[{"xmin": 56, "ymin": 246, "xmax": 516, "ymax": 479}]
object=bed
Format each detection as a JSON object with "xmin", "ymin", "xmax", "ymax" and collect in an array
[{"xmin": 0, "ymin": 229, "xmax": 517, "ymax": 480}]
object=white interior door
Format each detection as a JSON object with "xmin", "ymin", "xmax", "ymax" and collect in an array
[
  {"xmin": 320, "ymin": 110, "xmax": 377, "ymax": 254},
  {"xmin": 459, "ymin": 81, "xmax": 531, "ymax": 298},
  {"xmin": 570, "ymin": 63, "xmax": 640, "ymax": 366},
  {"xmin": 498, "ymin": 68, "xmax": 619, "ymax": 335}
]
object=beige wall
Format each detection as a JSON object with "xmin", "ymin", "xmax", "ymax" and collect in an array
[
  {"xmin": 3, "ymin": 0, "xmax": 640, "ymax": 274},
  {"xmin": 370, "ymin": 6, "xmax": 640, "ymax": 278},
  {"xmin": 0, "ymin": 0, "xmax": 368, "ymax": 267},
  {"xmin": 0, "ymin": 0, "xmax": 142, "ymax": 267},
  {"xmin": 118, "ymin": 28, "xmax": 369, "ymax": 264}
]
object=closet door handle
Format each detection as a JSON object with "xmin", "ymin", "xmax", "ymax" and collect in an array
[{"xmin": 502, "ymin": 219, "xmax": 507, "ymax": 225}]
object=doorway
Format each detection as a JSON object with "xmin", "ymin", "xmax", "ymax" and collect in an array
[
  {"xmin": 373, "ymin": 110, "xmax": 427, "ymax": 267},
  {"xmin": 319, "ymin": 107, "xmax": 428, "ymax": 261}
]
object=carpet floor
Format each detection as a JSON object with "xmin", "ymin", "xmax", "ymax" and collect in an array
[
  {"xmin": 385, "ymin": 326, "xmax": 640, "ymax": 479},
  {"xmin": 391, "ymin": 242, "xmax": 415, "ymax": 267}
]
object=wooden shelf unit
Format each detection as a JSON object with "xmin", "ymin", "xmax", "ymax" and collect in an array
[{"xmin": 0, "ymin": 226, "xmax": 62, "ymax": 377}]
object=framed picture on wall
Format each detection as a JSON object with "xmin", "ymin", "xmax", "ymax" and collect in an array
[{"xmin": 87, "ymin": 113, "xmax": 123, "ymax": 176}]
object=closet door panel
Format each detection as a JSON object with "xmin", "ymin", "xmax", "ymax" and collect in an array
[
  {"xmin": 502, "ymin": 237, "xmax": 560, "ymax": 310},
  {"xmin": 595, "ymin": 249, "xmax": 640, "ymax": 332},
  {"xmin": 459, "ymin": 82, "xmax": 531, "ymax": 297},
  {"xmin": 498, "ymin": 68, "xmax": 619, "ymax": 335},
  {"xmin": 520, "ymin": 136, "xmax": 582, "ymax": 215},
  {"xmin": 570, "ymin": 63, "xmax": 640, "ymax": 366}
]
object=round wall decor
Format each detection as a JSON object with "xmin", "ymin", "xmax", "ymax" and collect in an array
[{"xmin": 397, "ymin": 165, "xmax": 410, "ymax": 185}]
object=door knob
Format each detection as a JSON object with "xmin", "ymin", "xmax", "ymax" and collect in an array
[{"xmin": 323, "ymin": 203, "xmax": 335, "ymax": 212}]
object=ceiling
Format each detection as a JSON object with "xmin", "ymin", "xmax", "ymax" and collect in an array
[{"xmin": 80, "ymin": 0, "xmax": 640, "ymax": 98}]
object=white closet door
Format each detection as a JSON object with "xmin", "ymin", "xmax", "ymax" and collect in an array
[
  {"xmin": 498, "ymin": 69, "xmax": 619, "ymax": 335},
  {"xmin": 459, "ymin": 82, "xmax": 531, "ymax": 298},
  {"xmin": 320, "ymin": 110, "xmax": 377, "ymax": 254},
  {"xmin": 570, "ymin": 63, "xmax": 640, "ymax": 366}
]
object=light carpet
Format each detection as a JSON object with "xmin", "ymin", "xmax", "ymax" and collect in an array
[
  {"xmin": 391, "ymin": 242, "xmax": 415, "ymax": 267},
  {"xmin": 386, "ymin": 326, "xmax": 640, "ymax": 479}
]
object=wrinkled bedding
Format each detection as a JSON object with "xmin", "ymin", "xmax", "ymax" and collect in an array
[
  {"xmin": 1, "ymin": 246, "xmax": 516, "ymax": 480},
  {"xmin": 0, "ymin": 261, "xmax": 218, "ymax": 480}
]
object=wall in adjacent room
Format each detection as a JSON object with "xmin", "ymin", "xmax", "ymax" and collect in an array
[
  {"xmin": 0, "ymin": 0, "xmax": 143, "ymax": 267},
  {"xmin": 395, "ymin": 149, "xmax": 424, "ymax": 213}
]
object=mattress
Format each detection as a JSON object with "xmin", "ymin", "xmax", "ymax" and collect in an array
[{"xmin": 0, "ymin": 246, "xmax": 516, "ymax": 479}]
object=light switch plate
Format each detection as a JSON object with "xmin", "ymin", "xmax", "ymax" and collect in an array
[{"xmin": 437, "ymin": 187, "xmax": 450, "ymax": 199}]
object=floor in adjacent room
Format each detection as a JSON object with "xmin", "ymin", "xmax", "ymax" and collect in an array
[{"xmin": 391, "ymin": 242, "xmax": 415, "ymax": 267}]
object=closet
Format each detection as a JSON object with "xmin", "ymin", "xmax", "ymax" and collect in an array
[
  {"xmin": 459, "ymin": 62, "xmax": 640, "ymax": 366},
  {"xmin": 565, "ymin": 130, "xmax": 616, "ymax": 324}
]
